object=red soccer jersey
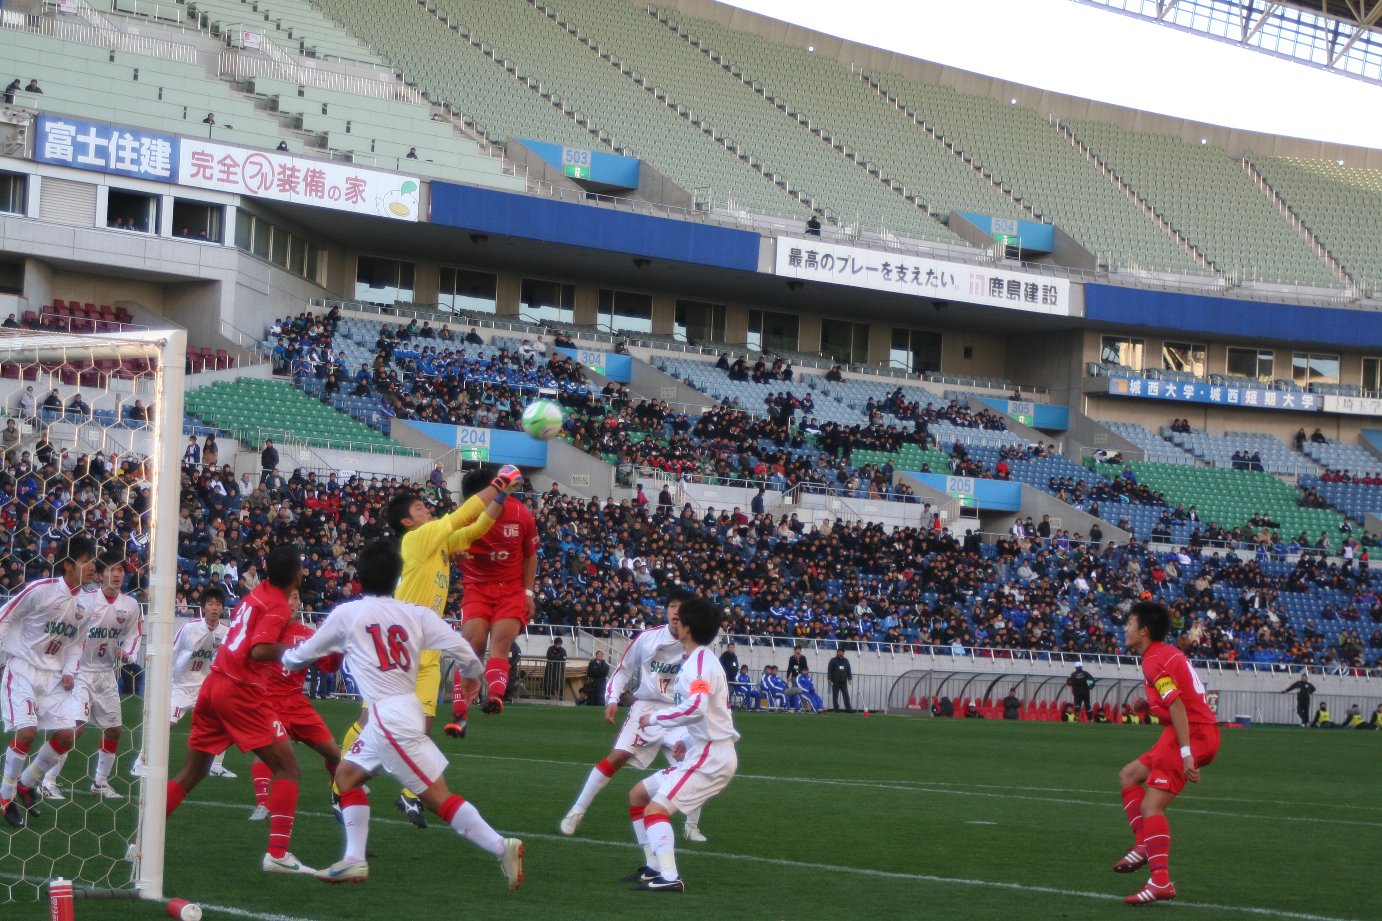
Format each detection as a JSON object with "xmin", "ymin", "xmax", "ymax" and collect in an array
[
  {"xmin": 1141, "ymin": 641, "xmax": 1217, "ymax": 725},
  {"xmin": 263, "ymin": 620, "xmax": 314, "ymax": 698},
  {"xmin": 461, "ymin": 498, "xmax": 538, "ymax": 586},
  {"xmin": 211, "ymin": 582, "xmax": 293, "ymax": 689}
]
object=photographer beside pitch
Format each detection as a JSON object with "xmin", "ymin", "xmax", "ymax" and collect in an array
[{"xmin": 1113, "ymin": 601, "xmax": 1221, "ymax": 906}]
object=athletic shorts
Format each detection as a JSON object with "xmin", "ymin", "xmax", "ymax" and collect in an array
[
  {"xmin": 344, "ymin": 694, "xmax": 446, "ymax": 795},
  {"xmin": 415, "ymin": 650, "xmax": 441, "ymax": 718},
  {"xmin": 74, "ymin": 669, "xmax": 122, "ymax": 730},
  {"xmin": 614, "ymin": 699, "xmax": 679, "ymax": 770},
  {"xmin": 644, "ymin": 738, "xmax": 737, "ymax": 814},
  {"xmin": 170, "ymin": 683, "xmax": 203, "ymax": 725},
  {"xmin": 2, "ymin": 660, "xmax": 81, "ymax": 732},
  {"xmin": 460, "ymin": 580, "xmax": 528, "ymax": 628},
  {"xmin": 1139, "ymin": 723, "xmax": 1220, "ymax": 796},
  {"xmin": 268, "ymin": 693, "xmax": 334, "ymax": 747},
  {"xmin": 187, "ymin": 673, "xmax": 287, "ymax": 754}
]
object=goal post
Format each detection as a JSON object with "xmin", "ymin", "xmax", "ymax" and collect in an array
[{"xmin": 0, "ymin": 327, "xmax": 184, "ymax": 905}]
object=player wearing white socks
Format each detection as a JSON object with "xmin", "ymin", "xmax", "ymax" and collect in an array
[
  {"xmin": 624, "ymin": 596, "xmax": 739, "ymax": 893},
  {"xmin": 560, "ymin": 590, "xmax": 708, "ymax": 842},
  {"xmin": 42, "ymin": 555, "xmax": 142, "ymax": 799},
  {"xmin": 0, "ymin": 536, "xmax": 98, "ymax": 828},
  {"xmin": 280, "ymin": 539, "xmax": 523, "ymax": 890},
  {"xmin": 132, "ymin": 586, "xmax": 231, "ymax": 779}
]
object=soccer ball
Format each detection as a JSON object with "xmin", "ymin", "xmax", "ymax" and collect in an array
[{"xmin": 520, "ymin": 398, "xmax": 565, "ymax": 440}]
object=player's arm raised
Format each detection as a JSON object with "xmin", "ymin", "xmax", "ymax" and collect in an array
[
  {"xmin": 415, "ymin": 465, "xmax": 524, "ymax": 560},
  {"xmin": 280, "ymin": 612, "xmax": 346, "ymax": 672}
]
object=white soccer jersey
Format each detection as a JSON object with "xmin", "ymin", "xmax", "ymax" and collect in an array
[
  {"xmin": 0, "ymin": 577, "xmax": 88, "ymax": 675},
  {"xmin": 606, "ymin": 623, "xmax": 684, "ymax": 706},
  {"xmin": 170, "ymin": 618, "xmax": 227, "ymax": 691},
  {"xmin": 650, "ymin": 645, "xmax": 740, "ymax": 747},
  {"xmin": 76, "ymin": 587, "xmax": 142, "ymax": 672},
  {"xmin": 282, "ymin": 596, "xmax": 483, "ymax": 703}
]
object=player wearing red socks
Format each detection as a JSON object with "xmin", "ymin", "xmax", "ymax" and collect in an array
[
  {"xmin": 165, "ymin": 545, "xmax": 315, "ymax": 875},
  {"xmin": 1114, "ymin": 601, "xmax": 1220, "ymax": 906},
  {"xmin": 248, "ymin": 589, "xmax": 341, "ymax": 821},
  {"xmin": 451, "ymin": 465, "xmax": 538, "ymax": 725}
]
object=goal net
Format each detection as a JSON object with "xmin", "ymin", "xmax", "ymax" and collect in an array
[{"xmin": 0, "ymin": 327, "xmax": 185, "ymax": 905}]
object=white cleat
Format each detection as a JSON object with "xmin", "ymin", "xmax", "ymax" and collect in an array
[
  {"xmin": 90, "ymin": 782, "xmax": 123, "ymax": 800},
  {"xmin": 129, "ymin": 758, "xmax": 145, "ymax": 778},
  {"xmin": 498, "ymin": 838, "xmax": 525, "ymax": 891},
  {"xmin": 262, "ymin": 852, "xmax": 317, "ymax": 875},
  {"xmin": 559, "ymin": 809, "xmax": 584, "ymax": 836},
  {"xmin": 683, "ymin": 822, "xmax": 707, "ymax": 843},
  {"xmin": 248, "ymin": 804, "xmax": 270, "ymax": 821},
  {"xmin": 39, "ymin": 782, "xmax": 66, "ymax": 800},
  {"xmin": 316, "ymin": 857, "xmax": 368, "ymax": 884},
  {"xmin": 209, "ymin": 764, "xmax": 238, "ymax": 779}
]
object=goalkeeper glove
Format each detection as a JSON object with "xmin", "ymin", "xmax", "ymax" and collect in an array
[{"xmin": 490, "ymin": 464, "xmax": 524, "ymax": 496}]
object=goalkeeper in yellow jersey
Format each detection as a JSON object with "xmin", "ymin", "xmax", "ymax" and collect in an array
[{"xmin": 336, "ymin": 464, "xmax": 524, "ymax": 828}]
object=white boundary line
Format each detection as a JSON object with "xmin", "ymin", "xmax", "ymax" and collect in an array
[
  {"xmin": 444, "ymin": 752, "xmax": 1382, "ymax": 828},
  {"xmin": 4, "ymin": 801, "xmax": 1366, "ymax": 921}
]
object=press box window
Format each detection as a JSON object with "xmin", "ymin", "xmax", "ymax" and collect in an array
[
  {"xmin": 107, "ymin": 189, "xmax": 157, "ymax": 233},
  {"xmin": 439, "ymin": 268, "xmax": 497, "ymax": 314},
  {"xmin": 520, "ymin": 278, "xmax": 574, "ymax": 326},
  {"xmin": 598, "ymin": 288, "xmax": 653, "ymax": 335},
  {"xmin": 674, "ymin": 300, "xmax": 725, "ymax": 345},
  {"xmin": 0, "ymin": 172, "xmax": 26, "ymax": 215},
  {"xmin": 1225, "ymin": 347, "xmax": 1274, "ymax": 383},
  {"xmin": 172, "ymin": 199, "xmax": 223, "ymax": 242},
  {"xmin": 1100, "ymin": 335, "xmax": 1144, "ymax": 370},
  {"xmin": 355, "ymin": 255, "xmax": 414, "ymax": 305},
  {"xmin": 747, "ymin": 309, "xmax": 799, "ymax": 355}
]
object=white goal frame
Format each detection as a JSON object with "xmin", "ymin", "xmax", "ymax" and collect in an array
[{"xmin": 0, "ymin": 327, "xmax": 185, "ymax": 903}]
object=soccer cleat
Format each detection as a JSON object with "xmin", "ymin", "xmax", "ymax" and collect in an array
[
  {"xmin": 330, "ymin": 790, "xmax": 343, "ymax": 825},
  {"xmin": 39, "ymin": 782, "xmax": 65, "ymax": 800},
  {"xmin": 262, "ymin": 852, "xmax": 317, "ymax": 875},
  {"xmin": 482, "ymin": 698, "xmax": 504, "ymax": 716},
  {"xmin": 491, "ymin": 464, "xmax": 524, "ymax": 495},
  {"xmin": 633, "ymin": 875, "xmax": 685, "ymax": 892},
  {"xmin": 443, "ymin": 720, "xmax": 467, "ymax": 740},
  {"xmin": 316, "ymin": 857, "xmax": 368, "ymax": 884},
  {"xmin": 15, "ymin": 784, "xmax": 42, "ymax": 817},
  {"xmin": 683, "ymin": 822, "xmax": 706, "ymax": 843},
  {"xmin": 619, "ymin": 865, "xmax": 659, "ymax": 883},
  {"xmin": 209, "ymin": 763, "xmax": 238, "ymax": 779},
  {"xmin": 558, "ymin": 809, "xmax": 584, "ymax": 836},
  {"xmin": 129, "ymin": 757, "xmax": 145, "ymax": 777},
  {"xmin": 249, "ymin": 804, "xmax": 270, "ymax": 821},
  {"xmin": 395, "ymin": 792, "xmax": 427, "ymax": 828},
  {"xmin": 1124, "ymin": 882, "xmax": 1177, "ymax": 906},
  {"xmin": 1113, "ymin": 849, "xmax": 1148, "ymax": 873},
  {"xmin": 2, "ymin": 800, "xmax": 24, "ymax": 828},
  {"xmin": 90, "ymin": 782, "xmax": 123, "ymax": 800},
  {"xmin": 498, "ymin": 837, "xmax": 524, "ymax": 891}
]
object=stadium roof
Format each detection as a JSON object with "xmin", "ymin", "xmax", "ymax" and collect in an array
[{"xmin": 1079, "ymin": 0, "xmax": 1382, "ymax": 84}]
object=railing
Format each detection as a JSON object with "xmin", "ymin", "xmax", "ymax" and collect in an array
[
  {"xmin": 220, "ymin": 44, "xmax": 423, "ymax": 105},
  {"xmin": 239, "ymin": 423, "xmax": 421, "ymax": 459},
  {"xmin": 24, "ymin": 0, "xmax": 201, "ymax": 64}
]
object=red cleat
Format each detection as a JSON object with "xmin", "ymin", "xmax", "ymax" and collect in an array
[
  {"xmin": 1125, "ymin": 882, "xmax": 1176, "ymax": 906},
  {"xmin": 1112, "ymin": 849, "xmax": 1148, "ymax": 873},
  {"xmin": 482, "ymin": 697, "xmax": 504, "ymax": 715}
]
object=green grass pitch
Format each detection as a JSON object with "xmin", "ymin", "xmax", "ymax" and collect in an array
[{"xmin": 7, "ymin": 701, "xmax": 1379, "ymax": 921}]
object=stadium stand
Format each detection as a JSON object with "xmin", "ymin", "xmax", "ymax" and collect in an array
[
  {"xmin": 1299, "ymin": 440, "xmax": 1382, "ymax": 478},
  {"xmin": 184, "ymin": 377, "xmax": 418, "ymax": 455},
  {"xmin": 1103, "ymin": 422, "xmax": 1197, "ymax": 465},
  {"xmin": 1068, "ymin": 120, "xmax": 1341, "ymax": 288},
  {"xmin": 1162, "ymin": 428, "xmax": 1316, "ymax": 475},
  {"xmin": 1250, "ymin": 156, "xmax": 1382, "ymax": 292}
]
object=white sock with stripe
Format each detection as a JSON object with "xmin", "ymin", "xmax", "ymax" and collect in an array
[
  {"xmin": 644, "ymin": 814, "xmax": 679, "ymax": 881},
  {"xmin": 443, "ymin": 796, "xmax": 505, "ymax": 858},
  {"xmin": 43, "ymin": 752, "xmax": 69, "ymax": 787}
]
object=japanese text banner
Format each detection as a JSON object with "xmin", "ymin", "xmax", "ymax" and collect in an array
[
  {"xmin": 34, "ymin": 115, "xmax": 178, "ymax": 183},
  {"xmin": 176, "ymin": 140, "xmax": 420, "ymax": 222},
  {"xmin": 1106, "ymin": 375, "xmax": 1320, "ymax": 413},
  {"xmin": 774, "ymin": 238, "xmax": 1070, "ymax": 316}
]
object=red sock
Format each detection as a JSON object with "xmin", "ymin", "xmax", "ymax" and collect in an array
[
  {"xmin": 339, "ymin": 787, "xmax": 369, "ymax": 808},
  {"xmin": 642, "ymin": 812, "xmax": 671, "ymax": 831},
  {"xmin": 266, "ymin": 778, "xmax": 299, "ymax": 859},
  {"xmin": 48, "ymin": 738, "xmax": 72, "ymax": 756},
  {"xmin": 597, "ymin": 758, "xmax": 618, "ymax": 779},
  {"xmin": 9, "ymin": 741, "xmax": 30, "ymax": 755},
  {"xmin": 485, "ymin": 657, "xmax": 510, "ymax": 701},
  {"xmin": 629, "ymin": 805, "xmax": 644, "ymax": 822},
  {"xmin": 1120, "ymin": 785, "xmax": 1145, "ymax": 848},
  {"xmin": 1142, "ymin": 813, "xmax": 1171, "ymax": 886},
  {"xmin": 166, "ymin": 780, "xmax": 186, "ymax": 817},
  {"xmin": 438, "ymin": 794, "xmax": 465, "ymax": 824},
  {"xmin": 99, "ymin": 738, "xmax": 118, "ymax": 755},
  {"xmin": 252, "ymin": 761, "xmax": 272, "ymax": 808},
  {"xmin": 452, "ymin": 669, "xmax": 470, "ymax": 720}
]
